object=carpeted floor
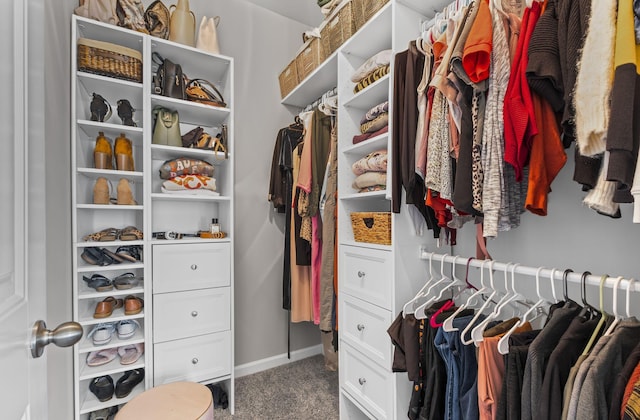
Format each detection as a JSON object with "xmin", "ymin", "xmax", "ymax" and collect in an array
[{"xmin": 213, "ymin": 354, "xmax": 339, "ymax": 419}]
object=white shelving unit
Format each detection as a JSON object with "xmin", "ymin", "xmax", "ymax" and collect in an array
[{"xmin": 71, "ymin": 15, "xmax": 234, "ymax": 419}]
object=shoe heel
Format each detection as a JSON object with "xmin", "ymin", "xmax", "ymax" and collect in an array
[
  {"xmin": 94, "ymin": 152, "xmax": 112, "ymax": 170},
  {"xmin": 116, "ymin": 153, "xmax": 134, "ymax": 171}
]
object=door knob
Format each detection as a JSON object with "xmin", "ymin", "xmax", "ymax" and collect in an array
[{"xmin": 30, "ymin": 320, "xmax": 83, "ymax": 358}]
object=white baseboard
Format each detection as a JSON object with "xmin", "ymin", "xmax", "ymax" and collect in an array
[{"xmin": 234, "ymin": 344, "xmax": 323, "ymax": 378}]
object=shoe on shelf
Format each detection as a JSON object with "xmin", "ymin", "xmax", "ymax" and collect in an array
[
  {"xmin": 115, "ymin": 368, "xmax": 144, "ymax": 398},
  {"xmin": 93, "ymin": 177, "xmax": 114, "ymax": 205},
  {"xmin": 114, "ymin": 245, "xmax": 142, "ymax": 262},
  {"xmin": 94, "ymin": 131, "xmax": 113, "ymax": 170},
  {"xmin": 89, "ymin": 406, "xmax": 118, "ymax": 420},
  {"xmin": 115, "ymin": 133, "xmax": 135, "ymax": 171},
  {"xmin": 113, "ymin": 272, "xmax": 140, "ymax": 290},
  {"xmin": 118, "ymin": 226, "xmax": 143, "ymax": 241},
  {"xmin": 118, "ymin": 343, "xmax": 144, "ymax": 365},
  {"xmin": 94, "ymin": 296, "xmax": 124, "ymax": 319},
  {"xmin": 81, "ymin": 247, "xmax": 121, "ymax": 267},
  {"xmin": 87, "ymin": 322, "xmax": 117, "ymax": 345},
  {"xmin": 87, "ymin": 347, "xmax": 118, "ymax": 367},
  {"xmin": 116, "ymin": 319, "xmax": 140, "ymax": 339},
  {"xmin": 116, "ymin": 179, "xmax": 137, "ymax": 205},
  {"xmin": 124, "ymin": 295, "xmax": 144, "ymax": 315},
  {"xmin": 89, "ymin": 375, "xmax": 115, "ymax": 402},
  {"xmin": 82, "ymin": 274, "xmax": 113, "ymax": 292},
  {"xmin": 83, "ymin": 228, "xmax": 119, "ymax": 242},
  {"xmin": 117, "ymin": 99, "xmax": 136, "ymax": 127}
]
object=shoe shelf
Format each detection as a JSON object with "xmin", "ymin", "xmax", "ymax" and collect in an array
[
  {"xmin": 77, "ymin": 167, "xmax": 144, "ymax": 179},
  {"xmin": 78, "ymin": 375, "xmax": 143, "ymax": 415},
  {"xmin": 149, "ymin": 238, "xmax": 231, "ymax": 245},
  {"xmin": 79, "ymin": 354, "xmax": 146, "ymax": 381},
  {"xmin": 150, "ymin": 144, "xmax": 231, "ymax": 162},
  {"xmin": 150, "ymin": 94, "xmax": 230, "ymax": 127},
  {"xmin": 77, "ymin": 284, "xmax": 145, "ymax": 300},
  {"xmin": 76, "ymin": 204, "xmax": 145, "ymax": 211},
  {"xmin": 78, "ymin": 328, "xmax": 145, "ymax": 354},
  {"xmin": 76, "ymin": 261, "xmax": 145, "ymax": 273},
  {"xmin": 77, "ymin": 308, "xmax": 145, "ymax": 327},
  {"xmin": 77, "ymin": 120, "xmax": 144, "ymax": 137},
  {"xmin": 77, "ymin": 239, "xmax": 144, "ymax": 248}
]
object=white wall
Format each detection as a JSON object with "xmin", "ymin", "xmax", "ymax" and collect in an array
[{"xmin": 44, "ymin": 1, "xmax": 321, "ymax": 418}]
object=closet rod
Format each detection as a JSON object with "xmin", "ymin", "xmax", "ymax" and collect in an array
[{"xmin": 418, "ymin": 248, "xmax": 640, "ymax": 293}]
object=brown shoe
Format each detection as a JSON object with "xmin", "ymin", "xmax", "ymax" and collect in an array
[
  {"xmin": 93, "ymin": 177, "xmax": 111, "ymax": 205},
  {"xmin": 94, "ymin": 131, "xmax": 113, "ymax": 169},
  {"xmin": 124, "ymin": 295, "xmax": 144, "ymax": 315},
  {"xmin": 114, "ymin": 133, "xmax": 134, "ymax": 171},
  {"xmin": 116, "ymin": 179, "xmax": 137, "ymax": 205},
  {"xmin": 94, "ymin": 296, "xmax": 124, "ymax": 318}
]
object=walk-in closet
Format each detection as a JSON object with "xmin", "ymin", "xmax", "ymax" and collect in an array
[{"xmin": 3, "ymin": 0, "xmax": 640, "ymax": 419}]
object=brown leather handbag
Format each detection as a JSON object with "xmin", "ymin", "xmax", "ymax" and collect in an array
[
  {"xmin": 185, "ymin": 79, "xmax": 226, "ymax": 107},
  {"xmin": 152, "ymin": 52, "xmax": 187, "ymax": 99},
  {"xmin": 144, "ymin": 0, "xmax": 170, "ymax": 39}
]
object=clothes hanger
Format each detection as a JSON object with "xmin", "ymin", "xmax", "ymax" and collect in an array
[
  {"xmin": 562, "ymin": 268, "xmax": 575, "ymax": 305},
  {"xmin": 581, "ymin": 275, "xmax": 609, "ymax": 355},
  {"xmin": 429, "ymin": 256, "xmax": 480, "ymax": 327},
  {"xmin": 442, "ymin": 259, "xmax": 492, "ymax": 332},
  {"xmin": 603, "ymin": 276, "xmax": 626, "ymax": 336},
  {"xmin": 461, "ymin": 260, "xmax": 502, "ymax": 345},
  {"xmin": 577, "ymin": 271, "xmax": 596, "ymax": 319},
  {"xmin": 403, "ymin": 252, "xmax": 436, "ymax": 317},
  {"xmin": 626, "ymin": 278, "xmax": 636, "ymax": 318},
  {"xmin": 414, "ymin": 254, "xmax": 452, "ymax": 320},
  {"xmin": 497, "ymin": 266, "xmax": 550, "ymax": 354},
  {"xmin": 548, "ymin": 268, "xmax": 559, "ymax": 303},
  {"xmin": 426, "ymin": 255, "xmax": 471, "ymax": 306}
]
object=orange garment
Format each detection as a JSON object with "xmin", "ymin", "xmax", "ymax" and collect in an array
[
  {"xmin": 462, "ymin": 0, "xmax": 493, "ymax": 83},
  {"xmin": 622, "ymin": 362, "xmax": 640, "ymax": 418},
  {"xmin": 525, "ymin": 93, "xmax": 567, "ymax": 215},
  {"xmin": 478, "ymin": 322, "xmax": 532, "ymax": 420},
  {"xmin": 296, "ymin": 113, "xmax": 313, "ymax": 193}
]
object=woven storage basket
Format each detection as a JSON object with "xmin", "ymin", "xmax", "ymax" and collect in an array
[
  {"xmin": 351, "ymin": 212, "xmax": 391, "ymax": 245},
  {"xmin": 278, "ymin": 59, "xmax": 299, "ymax": 99},
  {"xmin": 296, "ymin": 37, "xmax": 324, "ymax": 82},
  {"xmin": 320, "ymin": 1, "xmax": 356, "ymax": 58},
  {"xmin": 77, "ymin": 38, "xmax": 142, "ymax": 83},
  {"xmin": 352, "ymin": 0, "xmax": 389, "ymax": 31}
]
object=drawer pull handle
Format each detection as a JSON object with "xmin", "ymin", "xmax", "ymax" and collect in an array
[
  {"xmin": 191, "ymin": 311, "xmax": 198, "ymax": 317},
  {"xmin": 357, "ymin": 271, "xmax": 365, "ymax": 278},
  {"xmin": 357, "ymin": 324, "xmax": 365, "ymax": 331},
  {"xmin": 192, "ymin": 358, "xmax": 199, "ymax": 365},
  {"xmin": 358, "ymin": 377, "xmax": 366, "ymax": 385},
  {"xmin": 191, "ymin": 264, "xmax": 198, "ymax": 270}
]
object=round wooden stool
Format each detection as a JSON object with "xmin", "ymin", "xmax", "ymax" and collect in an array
[{"xmin": 115, "ymin": 381, "xmax": 213, "ymax": 420}]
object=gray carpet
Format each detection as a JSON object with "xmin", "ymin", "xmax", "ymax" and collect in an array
[{"xmin": 214, "ymin": 354, "xmax": 339, "ymax": 419}]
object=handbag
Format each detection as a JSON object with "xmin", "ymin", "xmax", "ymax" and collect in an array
[
  {"xmin": 152, "ymin": 107, "xmax": 182, "ymax": 147},
  {"xmin": 144, "ymin": 0, "xmax": 170, "ymax": 39},
  {"xmin": 115, "ymin": 0, "xmax": 149, "ymax": 33},
  {"xmin": 195, "ymin": 16, "xmax": 221, "ymax": 54},
  {"xmin": 152, "ymin": 52, "xmax": 187, "ymax": 99},
  {"xmin": 181, "ymin": 126, "xmax": 215, "ymax": 149},
  {"xmin": 75, "ymin": 0, "xmax": 118, "ymax": 25},
  {"xmin": 185, "ymin": 79, "xmax": 226, "ymax": 108}
]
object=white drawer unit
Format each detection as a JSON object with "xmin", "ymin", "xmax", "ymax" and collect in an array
[
  {"xmin": 153, "ymin": 242, "xmax": 231, "ymax": 293},
  {"xmin": 340, "ymin": 341, "xmax": 393, "ymax": 420},
  {"xmin": 341, "ymin": 293, "xmax": 393, "ymax": 369},
  {"xmin": 340, "ymin": 245, "xmax": 393, "ymax": 310},
  {"xmin": 153, "ymin": 287, "xmax": 231, "ymax": 343},
  {"xmin": 154, "ymin": 331, "xmax": 232, "ymax": 385}
]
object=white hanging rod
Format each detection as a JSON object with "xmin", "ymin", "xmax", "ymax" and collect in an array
[{"xmin": 418, "ymin": 248, "xmax": 640, "ymax": 293}]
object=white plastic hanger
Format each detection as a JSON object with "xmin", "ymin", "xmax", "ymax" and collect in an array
[
  {"xmin": 414, "ymin": 254, "xmax": 452, "ymax": 320},
  {"xmin": 626, "ymin": 278, "xmax": 636, "ymax": 318},
  {"xmin": 497, "ymin": 266, "xmax": 550, "ymax": 354},
  {"xmin": 548, "ymin": 268, "xmax": 559, "ymax": 303},
  {"xmin": 461, "ymin": 260, "xmax": 501, "ymax": 345},
  {"xmin": 603, "ymin": 276, "xmax": 628, "ymax": 336},
  {"xmin": 442, "ymin": 259, "xmax": 492, "ymax": 332},
  {"xmin": 403, "ymin": 252, "xmax": 436, "ymax": 317},
  {"xmin": 422, "ymin": 255, "xmax": 469, "ymax": 308}
]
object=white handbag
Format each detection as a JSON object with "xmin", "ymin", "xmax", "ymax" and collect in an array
[{"xmin": 196, "ymin": 16, "xmax": 221, "ymax": 54}]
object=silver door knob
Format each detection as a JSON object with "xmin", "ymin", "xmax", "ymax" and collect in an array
[
  {"xmin": 357, "ymin": 324, "xmax": 365, "ymax": 331},
  {"xmin": 358, "ymin": 377, "xmax": 366, "ymax": 385},
  {"xmin": 30, "ymin": 320, "xmax": 83, "ymax": 358},
  {"xmin": 357, "ymin": 271, "xmax": 365, "ymax": 278}
]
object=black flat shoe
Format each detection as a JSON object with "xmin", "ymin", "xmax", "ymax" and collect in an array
[
  {"xmin": 115, "ymin": 368, "xmax": 144, "ymax": 398},
  {"xmin": 89, "ymin": 375, "xmax": 114, "ymax": 402},
  {"xmin": 82, "ymin": 274, "xmax": 113, "ymax": 292}
]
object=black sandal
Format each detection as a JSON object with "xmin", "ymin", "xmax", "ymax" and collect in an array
[
  {"xmin": 82, "ymin": 274, "xmax": 114, "ymax": 292},
  {"xmin": 81, "ymin": 247, "xmax": 120, "ymax": 266}
]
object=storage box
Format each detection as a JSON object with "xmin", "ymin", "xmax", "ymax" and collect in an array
[
  {"xmin": 77, "ymin": 37, "xmax": 143, "ymax": 83},
  {"xmin": 320, "ymin": 1, "xmax": 356, "ymax": 57},
  {"xmin": 278, "ymin": 59, "xmax": 299, "ymax": 99},
  {"xmin": 296, "ymin": 37, "xmax": 324, "ymax": 82},
  {"xmin": 352, "ymin": 0, "xmax": 389, "ymax": 31},
  {"xmin": 350, "ymin": 212, "xmax": 391, "ymax": 245}
]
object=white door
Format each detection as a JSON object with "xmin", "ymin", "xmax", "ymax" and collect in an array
[{"xmin": 0, "ymin": 1, "xmax": 78, "ymax": 419}]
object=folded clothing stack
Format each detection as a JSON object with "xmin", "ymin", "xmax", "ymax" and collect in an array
[
  {"xmin": 351, "ymin": 150, "xmax": 388, "ymax": 193},
  {"xmin": 352, "ymin": 49, "xmax": 392, "ymax": 94},
  {"xmin": 353, "ymin": 100, "xmax": 389, "ymax": 144},
  {"xmin": 158, "ymin": 157, "xmax": 219, "ymax": 196}
]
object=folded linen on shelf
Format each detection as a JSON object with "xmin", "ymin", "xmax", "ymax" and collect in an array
[
  {"xmin": 360, "ymin": 100, "xmax": 389, "ymax": 125},
  {"xmin": 354, "ymin": 65, "xmax": 390, "ymax": 93},
  {"xmin": 352, "ymin": 125, "xmax": 389, "ymax": 144},
  {"xmin": 352, "ymin": 172, "xmax": 387, "ymax": 189},
  {"xmin": 358, "ymin": 185, "xmax": 386, "ymax": 193},
  {"xmin": 161, "ymin": 174, "xmax": 218, "ymax": 195},
  {"xmin": 351, "ymin": 49, "xmax": 393, "ymax": 82},
  {"xmin": 360, "ymin": 112, "xmax": 389, "ymax": 134},
  {"xmin": 352, "ymin": 150, "xmax": 388, "ymax": 175}
]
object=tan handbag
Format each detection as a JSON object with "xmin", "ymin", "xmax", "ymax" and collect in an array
[
  {"xmin": 196, "ymin": 16, "xmax": 221, "ymax": 54},
  {"xmin": 75, "ymin": 0, "xmax": 118, "ymax": 25}
]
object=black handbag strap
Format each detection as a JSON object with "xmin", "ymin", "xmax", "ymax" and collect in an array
[{"xmin": 152, "ymin": 51, "xmax": 165, "ymax": 66}]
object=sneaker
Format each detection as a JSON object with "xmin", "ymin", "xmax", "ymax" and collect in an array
[
  {"xmin": 117, "ymin": 319, "xmax": 140, "ymax": 339},
  {"xmin": 87, "ymin": 323, "xmax": 116, "ymax": 345}
]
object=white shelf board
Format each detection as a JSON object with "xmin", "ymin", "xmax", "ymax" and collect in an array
[
  {"xmin": 340, "ymin": 239, "xmax": 392, "ymax": 252},
  {"xmin": 150, "ymin": 193, "xmax": 231, "ymax": 202},
  {"xmin": 151, "ymin": 144, "xmax": 230, "ymax": 163},
  {"xmin": 77, "ymin": 167, "xmax": 144, "ymax": 180},
  {"xmin": 281, "ymin": 52, "xmax": 338, "ymax": 108},
  {"xmin": 150, "ymin": 238, "xmax": 231, "ymax": 245},
  {"xmin": 79, "ymin": 383, "xmax": 143, "ymax": 415},
  {"xmin": 151, "ymin": 94, "xmax": 231, "ymax": 126},
  {"xmin": 342, "ymin": 132, "xmax": 389, "ymax": 155},
  {"xmin": 76, "ymin": 240, "xmax": 144, "ymax": 248},
  {"xmin": 78, "ymin": 284, "xmax": 145, "ymax": 301},
  {"xmin": 343, "ymin": 75, "xmax": 389, "ymax": 110},
  {"xmin": 78, "ymin": 308, "xmax": 145, "ymax": 326},
  {"xmin": 78, "ymin": 354, "xmax": 146, "ymax": 381},
  {"xmin": 75, "ymin": 15, "xmax": 144, "ymax": 51},
  {"xmin": 76, "ymin": 262, "xmax": 145, "ymax": 274},
  {"xmin": 77, "ymin": 119, "xmax": 144, "ymax": 137},
  {"xmin": 76, "ymin": 204, "xmax": 144, "ymax": 211},
  {"xmin": 341, "ymin": 4, "xmax": 393, "ymax": 59},
  {"xmin": 78, "ymin": 327, "xmax": 145, "ymax": 354},
  {"xmin": 340, "ymin": 190, "xmax": 388, "ymax": 200}
]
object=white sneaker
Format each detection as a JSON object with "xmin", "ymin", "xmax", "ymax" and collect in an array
[
  {"xmin": 117, "ymin": 319, "xmax": 140, "ymax": 339},
  {"xmin": 87, "ymin": 323, "xmax": 116, "ymax": 345}
]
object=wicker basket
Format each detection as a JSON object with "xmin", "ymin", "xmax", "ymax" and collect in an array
[
  {"xmin": 352, "ymin": 0, "xmax": 390, "ymax": 31},
  {"xmin": 320, "ymin": 1, "xmax": 356, "ymax": 58},
  {"xmin": 296, "ymin": 37, "xmax": 324, "ymax": 82},
  {"xmin": 351, "ymin": 212, "xmax": 391, "ymax": 245},
  {"xmin": 77, "ymin": 38, "xmax": 142, "ymax": 83},
  {"xmin": 278, "ymin": 59, "xmax": 299, "ymax": 99}
]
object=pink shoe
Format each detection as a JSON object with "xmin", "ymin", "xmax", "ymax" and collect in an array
[{"xmin": 118, "ymin": 343, "xmax": 144, "ymax": 365}]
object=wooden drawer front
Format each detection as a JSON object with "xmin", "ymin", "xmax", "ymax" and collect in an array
[
  {"xmin": 341, "ymin": 245, "xmax": 392, "ymax": 309},
  {"xmin": 341, "ymin": 294, "xmax": 392, "ymax": 368},
  {"xmin": 153, "ymin": 287, "xmax": 230, "ymax": 343},
  {"xmin": 340, "ymin": 341, "xmax": 392, "ymax": 420},
  {"xmin": 154, "ymin": 331, "xmax": 231, "ymax": 385},
  {"xmin": 153, "ymin": 243, "xmax": 230, "ymax": 293}
]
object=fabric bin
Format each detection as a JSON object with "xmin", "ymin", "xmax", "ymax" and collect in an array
[
  {"xmin": 352, "ymin": 0, "xmax": 389, "ymax": 31},
  {"xmin": 278, "ymin": 59, "xmax": 299, "ymax": 99},
  {"xmin": 320, "ymin": 1, "xmax": 356, "ymax": 57},
  {"xmin": 77, "ymin": 37, "xmax": 143, "ymax": 83},
  {"xmin": 296, "ymin": 37, "xmax": 324, "ymax": 82},
  {"xmin": 350, "ymin": 212, "xmax": 391, "ymax": 245}
]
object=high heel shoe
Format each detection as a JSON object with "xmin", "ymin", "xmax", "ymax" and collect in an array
[
  {"xmin": 117, "ymin": 99, "xmax": 136, "ymax": 127},
  {"xmin": 114, "ymin": 133, "xmax": 134, "ymax": 171},
  {"xmin": 93, "ymin": 177, "xmax": 112, "ymax": 205},
  {"xmin": 94, "ymin": 132, "xmax": 113, "ymax": 170},
  {"xmin": 90, "ymin": 93, "xmax": 112, "ymax": 122},
  {"xmin": 117, "ymin": 178, "xmax": 137, "ymax": 205}
]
